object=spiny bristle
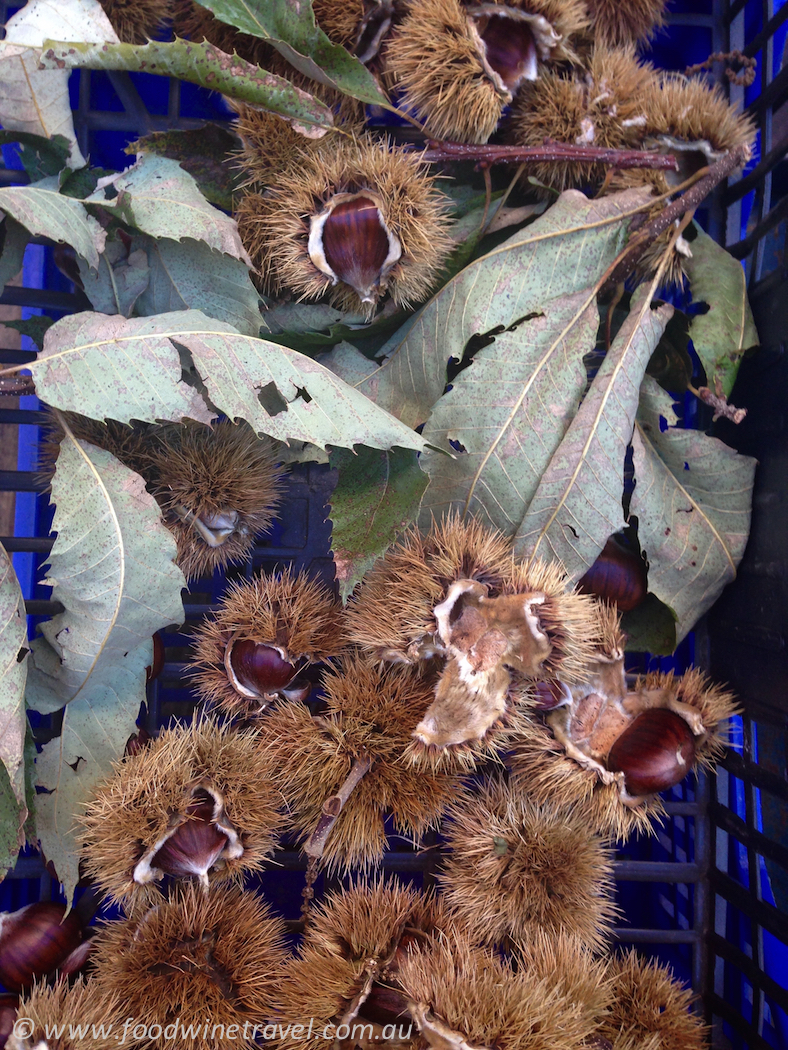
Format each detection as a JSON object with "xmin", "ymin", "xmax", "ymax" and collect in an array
[
  {"xmin": 507, "ymin": 714, "xmax": 665, "ymax": 841},
  {"xmin": 98, "ymin": 0, "xmax": 172, "ymax": 43},
  {"xmin": 584, "ymin": 0, "xmax": 668, "ymax": 46},
  {"xmin": 395, "ymin": 931, "xmax": 603, "ymax": 1050},
  {"xmin": 313, "ymin": 0, "xmax": 366, "ymax": 49},
  {"xmin": 235, "ymin": 133, "xmax": 453, "ymax": 317},
  {"xmin": 189, "ymin": 567, "xmax": 348, "ymax": 717},
  {"xmin": 512, "ymin": 928, "xmax": 613, "ymax": 1026},
  {"xmin": 80, "ymin": 719, "xmax": 286, "ymax": 909},
  {"xmin": 90, "ymin": 884, "xmax": 289, "ymax": 1049},
  {"xmin": 261, "ymin": 659, "xmax": 462, "ymax": 872},
  {"xmin": 9, "ymin": 979, "xmax": 122, "ymax": 1050},
  {"xmin": 600, "ymin": 950, "xmax": 708, "ymax": 1049},
  {"xmin": 506, "ymin": 45, "xmax": 657, "ymax": 192},
  {"xmin": 439, "ymin": 775, "xmax": 618, "ymax": 950}
]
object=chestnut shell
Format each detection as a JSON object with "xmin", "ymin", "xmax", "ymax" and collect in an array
[{"xmin": 607, "ymin": 708, "xmax": 697, "ymax": 796}]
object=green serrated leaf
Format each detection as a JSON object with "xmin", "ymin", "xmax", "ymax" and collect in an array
[
  {"xmin": 0, "ymin": 541, "xmax": 28, "ymax": 823},
  {"xmin": 34, "ymin": 660, "xmax": 148, "ymax": 903},
  {"xmin": 86, "ymin": 155, "xmax": 249, "ymax": 262},
  {"xmin": 1, "ymin": 314, "xmax": 55, "ymax": 349},
  {"xmin": 356, "ymin": 188, "xmax": 648, "ymax": 428},
  {"xmin": 514, "ymin": 293, "xmax": 674, "ymax": 580},
  {"xmin": 40, "ymin": 37, "xmax": 335, "ymax": 133},
  {"xmin": 0, "ymin": 184, "xmax": 105, "ymax": 268},
  {"xmin": 195, "ymin": 0, "xmax": 389, "ymax": 108},
  {"xmin": 0, "ymin": 130, "xmax": 71, "ymax": 180},
  {"xmin": 620, "ymin": 593, "xmax": 678, "ymax": 656},
  {"xmin": 418, "ymin": 291, "xmax": 598, "ymax": 535},
  {"xmin": 26, "ymin": 435, "xmax": 185, "ymax": 714},
  {"xmin": 25, "ymin": 309, "xmax": 426, "ymax": 451},
  {"xmin": 630, "ymin": 376, "xmax": 757, "ymax": 645},
  {"xmin": 78, "ymin": 237, "xmax": 151, "ymax": 318},
  {"xmin": 329, "ymin": 446, "xmax": 428, "ymax": 601},
  {"xmin": 58, "ymin": 165, "xmax": 114, "ymax": 200},
  {"xmin": 685, "ymin": 223, "xmax": 759, "ymax": 397},
  {"xmin": 128, "ymin": 124, "xmax": 242, "ymax": 212}
]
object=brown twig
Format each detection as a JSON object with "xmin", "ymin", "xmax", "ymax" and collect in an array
[
  {"xmin": 420, "ymin": 139, "xmax": 680, "ymax": 171},
  {"xmin": 689, "ymin": 379, "xmax": 748, "ymax": 423},
  {"xmin": 0, "ymin": 376, "xmax": 35, "ymax": 395},
  {"xmin": 686, "ymin": 49, "xmax": 757, "ymax": 87},
  {"xmin": 600, "ymin": 143, "xmax": 751, "ymax": 294}
]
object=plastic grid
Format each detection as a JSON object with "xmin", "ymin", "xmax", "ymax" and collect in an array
[{"xmin": 0, "ymin": 1, "xmax": 786, "ymax": 1047}]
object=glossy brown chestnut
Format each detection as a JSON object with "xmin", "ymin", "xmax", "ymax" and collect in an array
[
  {"xmin": 225, "ymin": 637, "xmax": 298, "ymax": 698},
  {"xmin": 607, "ymin": 708, "xmax": 697, "ymax": 797},
  {"xmin": 0, "ymin": 902, "xmax": 83, "ymax": 992},
  {"xmin": 56, "ymin": 933, "xmax": 96, "ymax": 981},
  {"xmin": 578, "ymin": 537, "xmax": 648, "ymax": 612},
  {"xmin": 124, "ymin": 725, "xmax": 151, "ymax": 757},
  {"xmin": 533, "ymin": 679, "xmax": 571, "ymax": 711},
  {"xmin": 150, "ymin": 793, "xmax": 230, "ymax": 881},
  {"xmin": 0, "ymin": 994, "xmax": 18, "ymax": 1049},
  {"xmin": 322, "ymin": 196, "xmax": 391, "ymax": 302}
]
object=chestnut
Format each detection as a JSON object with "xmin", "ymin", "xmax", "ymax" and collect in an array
[
  {"xmin": 578, "ymin": 536, "xmax": 648, "ymax": 612},
  {"xmin": 0, "ymin": 993, "xmax": 18, "ymax": 1049},
  {"xmin": 607, "ymin": 708, "xmax": 697, "ymax": 797},
  {"xmin": 0, "ymin": 902, "xmax": 83, "ymax": 992},
  {"xmin": 224, "ymin": 634, "xmax": 300, "ymax": 699}
]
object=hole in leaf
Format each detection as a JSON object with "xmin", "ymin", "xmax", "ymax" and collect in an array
[
  {"xmin": 449, "ymin": 438, "xmax": 467, "ymax": 453},
  {"xmin": 446, "ymin": 325, "xmax": 504, "ymax": 385},
  {"xmin": 258, "ymin": 382, "xmax": 288, "ymax": 416},
  {"xmin": 563, "ymin": 523, "xmax": 579, "ymax": 538},
  {"xmin": 295, "ymin": 386, "xmax": 312, "ymax": 404}
]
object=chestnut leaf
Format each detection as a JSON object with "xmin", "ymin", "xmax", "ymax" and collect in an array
[
  {"xmin": 630, "ymin": 376, "xmax": 757, "ymax": 645},
  {"xmin": 0, "ymin": 180, "xmax": 106, "ymax": 269},
  {"xmin": 684, "ymin": 222, "xmax": 759, "ymax": 398},
  {"xmin": 514, "ymin": 291, "xmax": 674, "ymax": 578},
  {"xmin": 39, "ymin": 38, "xmax": 336, "ymax": 137},
  {"xmin": 0, "ymin": 540, "xmax": 28, "ymax": 843},
  {"xmin": 0, "ymin": 0, "xmax": 119, "ymax": 170},
  {"xmin": 195, "ymin": 0, "xmax": 390, "ymax": 109}
]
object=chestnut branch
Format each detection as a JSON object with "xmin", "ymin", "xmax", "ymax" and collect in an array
[
  {"xmin": 690, "ymin": 379, "xmax": 748, "ymax": 424},
  {"xmin": 420, "ymin": 139, "xmax": 680, "ymax": 172},
  {"xmin": 600, "ymin": 143, "xmax": 751, "ymax": 294}
]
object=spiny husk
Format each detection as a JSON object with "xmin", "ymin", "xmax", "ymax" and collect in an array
[
  {"xmin": 347, "ymin": 515, "xmax": 599, "ymax": 685},
  {"xmin": 600, "ymin": 950, "xmax": 707, "ymax": 1050},
  {"xmin": 313, "ymin": 0, "xmax": 367, "ymax": 49},
  {"xmin": 90, "ymin": 884, "xmax": 288, "ymax": 1050},
  {"xmin": 262, "ymin": 659, "xmax": 462, "ymax": 871},
  {"xmin": 98, "ymin": 0, "xmax": 173, "ymax": 43},
  {"xmin": 235, "ymin": 133, "xmax": 453, "ymax": 317},
  {"xmin": 190, "ymin": 568, "xmax": 348, "ymax": 717},
  {"xmin": 640, "ymin": 72, "xmax": 757, "ymax": 159},
  {"xmin": 439, "ymin": 775, "xmax": 617, "ymax": 950},
  {"xmin": 143, "ymin": 419, "xmax": 285, "ymax": 580},
  {"xmin": 395, "ymin": 930, "xmax": 603, "ymax": 1050},
  {"xmin": 508, "ymin": 666, "xmax": 737, "ymax": 841},
  {"xmin": 7, "ymin": 979, "xmax": 121, "ymax": 1050},
  {"xmin": 41, "ymin": 414, "xmax": 285, "ymax": 582},
  {"xmin": 384, "ymin": 0, "xmax": 588, "ymax": 143},
  {"xmin": 274, "ymin": 882, "xmax": 447, "ymax": 1050},
  {"xmin": 583, "ymin": 0, "xmax": 667, "ymax": 46},
  {"xmin": 80, "ymin": 719, "xmax": 286, "ymax": 910},
  {"xmin": 507, "ymin": 46, "xmax": 657, "ymax": 191}
]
